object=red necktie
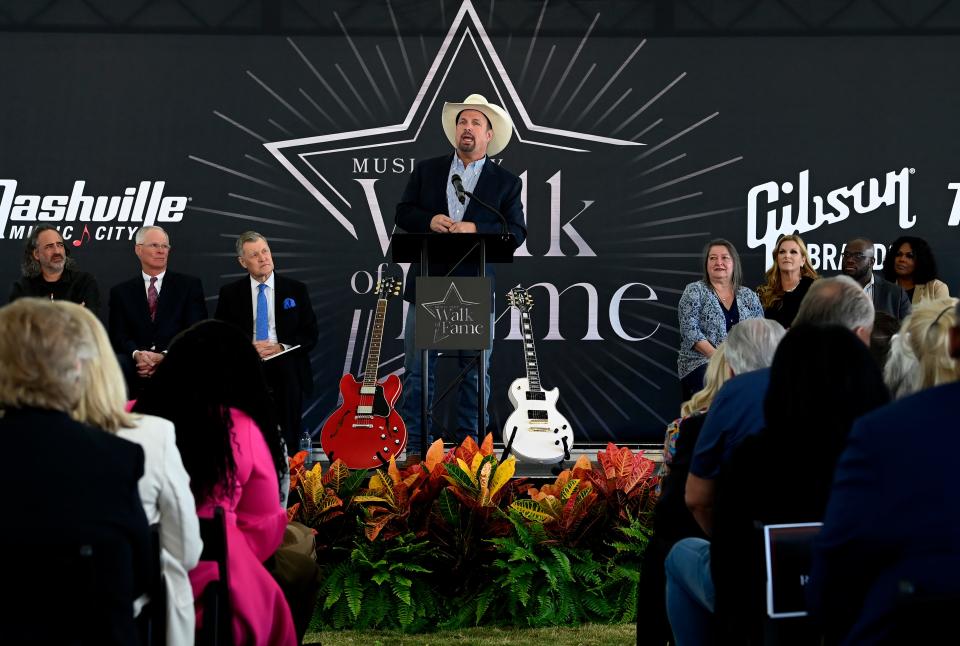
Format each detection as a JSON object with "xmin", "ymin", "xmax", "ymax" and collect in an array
[{"xmin": 147, "ymin": 277, "xmax": 158, "ymax": 321}]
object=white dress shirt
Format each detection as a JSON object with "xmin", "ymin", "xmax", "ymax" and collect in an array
[{"xmin": 142, "ymin": 270, "xmax": 166, "ymax": 296}]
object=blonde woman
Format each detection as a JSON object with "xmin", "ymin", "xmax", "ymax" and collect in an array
[
  {"xmin": 756, "ymin": 234, "xmax": 819, "ymax": 328},
  {"xmin": 641, "ymin": 345, "xmax": 732, "ymax": 644},
  {"xmin": 901, "ymin": 297, "xmax": 960, "ymax": 391},
  {"xmin": 66, "ymin": 303, "xmax": 202, "ymax": 646}
]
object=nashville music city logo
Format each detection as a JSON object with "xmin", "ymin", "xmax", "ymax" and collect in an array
[{"xmin": 0, "ymin": 179, "xmax": 188, "ymax": 245}]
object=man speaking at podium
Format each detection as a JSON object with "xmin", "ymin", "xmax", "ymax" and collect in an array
[{"xmin": 395, "ymin": 94, "xmax": 527, "ymax": 464}]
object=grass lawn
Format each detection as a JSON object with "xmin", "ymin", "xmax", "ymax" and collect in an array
[{"xmin": 304, "ymin": 623, "xmax": 636, "ymax": 645}]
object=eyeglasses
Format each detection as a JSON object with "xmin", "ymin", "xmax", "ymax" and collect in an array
[
  {"xmin": 894, "ymin": 251, "xmax": 915, "ymax": 259},
  {"xmin": 138, "ymin": 243, "xmax": 170, "ymax": 250},
  {"xmin": 840, "ymin": 251, "xmax": 873, "ymax": 261}
]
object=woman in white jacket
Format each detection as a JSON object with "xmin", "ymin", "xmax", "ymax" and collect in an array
[{"xmin": 67, "ymin": 303, "xmax": 202, "ymax": 646}]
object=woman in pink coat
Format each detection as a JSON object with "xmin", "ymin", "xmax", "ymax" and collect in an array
[{"xmin": 133, "ymin": 320, "xmax": 296, "ymax": 646}]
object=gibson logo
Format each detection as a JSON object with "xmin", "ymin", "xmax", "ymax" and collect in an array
[
  {"xmin": 747, "ymin": 167, "xmax": 915, "ymax": 268},
  {"xmin": 0, "ymin": 180, "xmax": 188, "ymax": 240}
]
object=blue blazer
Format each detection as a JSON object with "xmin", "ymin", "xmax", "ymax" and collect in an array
[
  {"xmin": 395, "ymin": 153, "xmax": 527, "ymax": 302},
  {"xmin": 808, "ymin": 381, "xmax": 960, "ymax": 644}
]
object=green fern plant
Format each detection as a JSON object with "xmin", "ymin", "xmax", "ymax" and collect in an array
[
  {"xmin": 315, "ymin": 529, "xmax": 440, "ymax": 632},
  {"xmin": 448, "ymin": 511, "xmax": 610, "ymax": 628}
]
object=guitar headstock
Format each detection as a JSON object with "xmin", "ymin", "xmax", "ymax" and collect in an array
[
  {"xmin": 506, "ymin": 286, "xmax": 533, "ymax": 313},
  {"xmin": 375, "ymin": 277, "xmax": 402, "ymax": 299}
]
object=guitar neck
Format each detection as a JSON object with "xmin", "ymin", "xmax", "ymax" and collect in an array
[
  {"xmin": 520, "ymin": 311, "xmax": 542, "ymax": 392},
  {"xmin": 362, "ymin": 298, "xmax": 388, "ymax": 387}
]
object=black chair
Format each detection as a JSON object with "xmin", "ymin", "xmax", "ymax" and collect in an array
[
  {"xmin": 136, "ymin": 523, "xmax": 167, "ymax": 646},
  {"xmin": 2, "ymin": 537, "xmax": 138, "ymax": 645},
  {"xmin": 196, "ymin": 506, "xmax": 234, "ymax": 646}
]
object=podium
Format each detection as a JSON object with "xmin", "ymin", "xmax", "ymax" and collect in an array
[{"xmin": 392, "ymin": 232, "xmax": 517, "ymax": 453}]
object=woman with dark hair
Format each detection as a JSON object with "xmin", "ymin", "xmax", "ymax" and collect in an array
[
  {"xmin": 882, "ymin": 236, "xmax": 950, "ymax": 304},
  {"xmin": 677, "ymin": 238, "xmax": 763, "ymax": 400},
  {"xmin": 665, "ymin": 325, "xmax": 890, "ymax": 645},
  {"xmin": 756, "ymin": 234, "xmax": 819, "ymax": 328},
  {"xmin": 133, "ymin": 319, "xmax": 296, "ymax": 646}
]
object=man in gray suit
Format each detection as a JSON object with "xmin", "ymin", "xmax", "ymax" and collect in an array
[{"xmin": 841, "ymin": 237, "xmax": 911, "ymax": 321}]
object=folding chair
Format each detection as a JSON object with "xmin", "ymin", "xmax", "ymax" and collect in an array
[{"xmin": 196, "ymin": 506, "xmax": 234, "ymax": 646}]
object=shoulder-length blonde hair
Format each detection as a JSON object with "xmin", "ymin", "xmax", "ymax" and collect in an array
[
  {"xmin": 681, "ymin": 343, "xmax": 730, "ymax": 417},
  {"xmin": 0, "ymin": 299, "xmax": 94, "ymax": 413},
  {"xmin": 66, "ymin": 303, "xmax": 138, "ymax": 433},
  {"xmin": 903, "ymin": 297, "xmax": 960, "ymax": 390},
  {"xmin": 757, "ymin": 234, "xmax": 820, "ymax": 309}
]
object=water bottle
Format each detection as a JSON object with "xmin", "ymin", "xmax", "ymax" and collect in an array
[{"xmin": 299, "ymin": 431, "xmax": 313, "ymax": 467}]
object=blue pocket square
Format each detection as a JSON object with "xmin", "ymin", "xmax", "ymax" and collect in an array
[{"xmin": 283, "ymin": 297, "xmax": 296, "ymax": 310}]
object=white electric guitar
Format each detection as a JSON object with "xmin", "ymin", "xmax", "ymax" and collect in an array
[{"xmin": 503, "ymin": 287, "xmax": 575, "ymax": 463}]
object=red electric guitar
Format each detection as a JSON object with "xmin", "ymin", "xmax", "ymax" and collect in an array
[{"xmin": 320, "ymin": 277, "xmax": 407, "ymax": 469}]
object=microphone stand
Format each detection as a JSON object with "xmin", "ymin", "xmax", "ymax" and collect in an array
[{"xmin": 461, "ymin": 189, "xmax": 514, "ymax": 244}]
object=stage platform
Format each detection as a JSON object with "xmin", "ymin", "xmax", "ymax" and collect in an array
[{"xmin": 306, "ymin": 443, "xmax": 664, "ymax": 482}]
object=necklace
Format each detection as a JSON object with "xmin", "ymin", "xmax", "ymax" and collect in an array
[{"xmin": 713, "ymin": 285, "xmax": 733, "ymax": 306}]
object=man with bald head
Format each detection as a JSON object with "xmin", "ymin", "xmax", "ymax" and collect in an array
[{"xmin": 841, "ymin": 237, "xmax": 911, "ymax": 320}]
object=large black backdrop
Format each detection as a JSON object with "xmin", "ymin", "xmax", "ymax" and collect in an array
[{"xmin": 2, "ymin": 0, "xmax": 959, "ymax": 443}]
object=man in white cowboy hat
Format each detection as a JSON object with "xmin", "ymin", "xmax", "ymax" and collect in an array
[{"xmin": 395, "ymin": 93, "xmax": 527, "ymax": 464}]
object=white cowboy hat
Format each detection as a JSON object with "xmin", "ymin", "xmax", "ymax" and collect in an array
[{"xmin": 441, "ymin": 94, "xmax": 513, "ymax": 156}]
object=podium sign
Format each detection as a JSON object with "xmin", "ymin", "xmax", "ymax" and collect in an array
[{"xmin": 415, "ymin": 277, "xmax": 491, "ymax": 350}]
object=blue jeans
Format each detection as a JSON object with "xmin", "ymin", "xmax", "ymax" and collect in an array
[
  {"xmin": 398, "ymin": 303, "xmax": 493, "ymax": 455},
  {"xmin": 665, "ymin": 537, "xmax": 717, "ymax": 646}
]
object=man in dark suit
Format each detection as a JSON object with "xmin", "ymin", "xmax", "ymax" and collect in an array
[
  {"xmin": 214, "ymin": 231, "xmax": 318, "ymax": 450},
  {"xmin": 0, "ymin": 298, "xmax": 150, "ymax": 645},
  {"xmin": 108, "ymin": 225, "xmax": 207, "ymax": 393},
  {"xmin": 841, "ymin": 237, "xmax": 912, "ymax": 320},
  {"xmin": 808, "ymin": 299, "xmax": 960, "ymax": 643},
  {"xmin": 394, "ymin": 94, "xmax": 527, "ymax": 462}
]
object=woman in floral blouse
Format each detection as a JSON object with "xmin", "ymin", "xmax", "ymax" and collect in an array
[{"xmin": 677, "ymin": 238, "xmax": 763, "ymax": 400}]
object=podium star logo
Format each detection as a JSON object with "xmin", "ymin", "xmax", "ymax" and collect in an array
[
  {"xmin": 421, "ymin": 283, "xmax": 480, "ymax": 342},
  {"xmin": 263, "ymin": 0, "xmax": 642, "ymax": 242}
]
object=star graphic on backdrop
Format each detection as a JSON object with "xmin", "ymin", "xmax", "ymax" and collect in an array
[
  {"xmin": 420, "ymin": 283, "xmax": 480, "ymax": 342},
  {"xmin": 264, "ymin": 0, "xmax": 642, "ymax": 240}
]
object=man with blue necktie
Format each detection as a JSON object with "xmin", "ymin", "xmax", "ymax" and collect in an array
[{"xmin": 215, "ymin": 231, "xmax": 318, "ymax": 450}]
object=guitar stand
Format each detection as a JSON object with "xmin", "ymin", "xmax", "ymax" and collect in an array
[
  {"xmin": 500, "ymin": 425, "xmax": 519, "ymax": 464},
  {"xmin": 549, "ymin": 435, "xmax": 572, "ymax": 476}
]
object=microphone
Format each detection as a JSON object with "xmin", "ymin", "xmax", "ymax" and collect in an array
[{"xmin": 451, "ymin": 174, "xmax": 466, "ymax": 205}]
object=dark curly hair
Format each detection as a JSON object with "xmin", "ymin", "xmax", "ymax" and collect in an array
[
  {"xmin": 882, "ymin": 236, "xmax": 940, "ymax": 285},
  {"xmin": 132, "ymin": 319, "xmax": 284, "ymax": 503}
]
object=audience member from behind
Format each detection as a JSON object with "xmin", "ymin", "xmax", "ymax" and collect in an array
[
  {"xmin": 882, "ymin": 235, "xmax": 950, "ymax": 304},
  {"xmin": 883, "ymin": 330, "xmax": 920, "ymax": 400},
  {"xmin": 133, "ymin": 319, "xmax": 297, "ymax": 646},
  {"xmin": 756, "ymin": 234, "xmax": 819, "ymax": 328},
  {"xmin": 8, "ymin": 224, "xmax": 101, "ymax": 315},
  {"xmin": 840, "ymin": 237, "xmax": 911, "ymax": 320},
  {"xmin": 684, "ymin": 318, "xmax": 785, "ymax": 536},
  {"xmin": 638, "ymin": 344, "xmax": 732, "ymax": 645},
  {"xmin": 706, "ymin": 326, "xmax": 887, "ymax": 644},
  {"xmin": 69, "ymin": 302, "xmax": 202, "ymax": 646},
  {"xmin": 808, "ymin": 300, "xmax": 960, "ymax": 644},
  {"xmin": 677, "ymin": 239, "xmax": 764, "ymax": 400},
  {"xmin": 793, "ymin": 275, "xmax": 875, "ymax": 345},
  {"xmin": 901, "ymin": 297, "xmax": 960, "ymax": 390},
  {"xmin": 0, "ymin": 298, "xmax": 149, "ymax": 645}
]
